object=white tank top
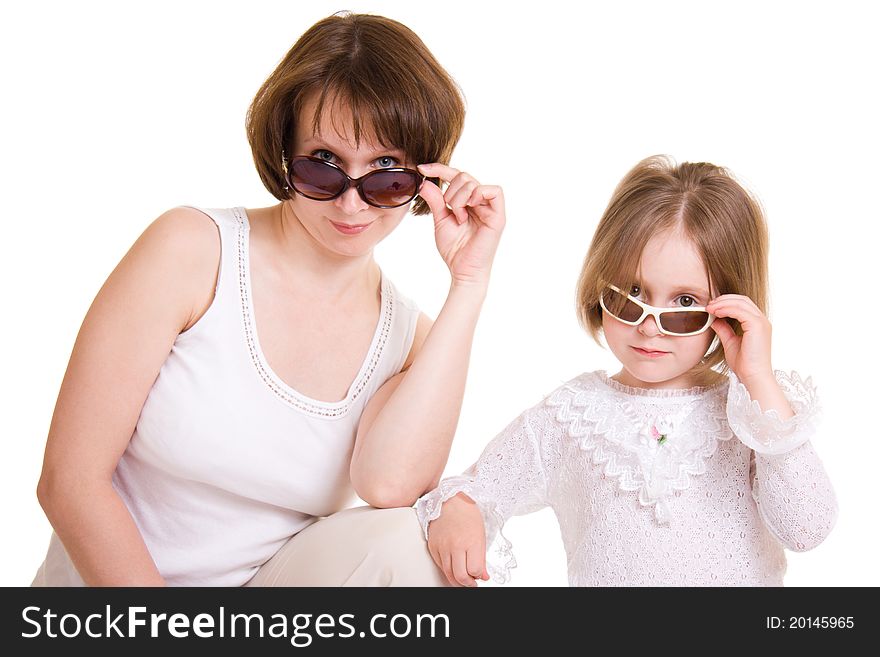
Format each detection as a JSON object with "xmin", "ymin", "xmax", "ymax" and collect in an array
[{"xmin": 35, "ymin": 206, "xmax": 420, "ymax": 586}]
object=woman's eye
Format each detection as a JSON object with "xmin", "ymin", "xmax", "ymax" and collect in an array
[
  {"xmin": 375, "ymin": 156, "xmax": 398, "ymax": 168},
  {"xmin": 313, "ymin": 150, "xmax": 336, "ymax": 162},
  {"xmin": 629, "ymin": 285, "xmax": 641, "ymax": 297},
  {"xmin": 677, "ymin": 295, "xmax": 696, "ymax": 307}
]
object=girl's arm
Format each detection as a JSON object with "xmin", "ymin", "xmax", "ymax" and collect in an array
[
  {"xmin": 708, "ymin": 295, "xmax": 837, "ymax": 549},
  {"xmin": 37, "ymin": 208, "xmax": 221, "ymax": 585},
  {"xmin": 417, "ymin": 407, "xmax": 560, "ymax": 585},
  {"xmin": 727, "ymin": 371, "xmax": 838, "ymax": 550},
  {"xmin": 350, "ymin": 164, "xmax": 505, "ymax": 507}
]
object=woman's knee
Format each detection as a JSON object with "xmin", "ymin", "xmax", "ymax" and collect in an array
[{"xmin": 344, "ymin": 507, "xmax": 448, "ymax": 586}]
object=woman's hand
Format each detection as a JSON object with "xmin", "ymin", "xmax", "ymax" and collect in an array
[
  {"xmin": 427, "ymin": 492, "xmax": 490, "ymax": 587},
  {"xmin": 416, "ymin": 163, "xmax": 505, "ymax": 291},
  {"xmin": 706, "ymin": 294, "xmax": 774, "ymax": 386}
]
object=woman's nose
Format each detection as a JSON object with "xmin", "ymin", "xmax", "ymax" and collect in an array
[
  {"xmin": 638, "ymin": 314, "xmax": 661, "ymax": 337},
  {"xmin": 335, "ymin": 185, "xmax": 370, "ymax": 215}
]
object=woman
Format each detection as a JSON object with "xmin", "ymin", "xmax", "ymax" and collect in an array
[{"xmin": 33, "ymin": 12, "xmax": 505, "ymax": 586}]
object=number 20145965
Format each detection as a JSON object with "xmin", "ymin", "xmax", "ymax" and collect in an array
[{"xmin": 766, "ymin": 617, "xmax": 854, "ymax": 629}]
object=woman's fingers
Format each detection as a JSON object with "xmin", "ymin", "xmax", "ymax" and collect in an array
[
  {"xmin": 417, "ymin": 162, "xmax": 461, "ymax": 183},
  {"xmin": 416, "ymin": 177, "xmax": 454, "ymax": 227},
  {"xmin": 467, "ymin": 185, "xmax": 506, "ymax": 229},
  {"xmin": 443, "ymin": 171, "xmax": 478, "ymax": 200},
  {"xmin": 447, "ymin": 180, "xmax": 479, "ymax": 224},
  {"xmin": 419, "ymin": 164, "xmax": 490, "ymax": 225}
]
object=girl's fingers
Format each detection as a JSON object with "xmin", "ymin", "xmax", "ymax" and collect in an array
[
  {"xmin": 710, "ymin": 318, "xmax": 740, "ymax": 363},
  {"xmin": 439, "ymin": 549, "xmax": 458, "ymax": 587},
  {"xmin": 451, "ymin": 551, "xmax": 477, "ymax": 587},
  {"xmin": 428, "ymin": 541, "xmax": 442, "ymax": 571},
  {"xmin": 707, "ymin": 300, "xmax": 758, "ymax": 322},
  {"xmin": 466, "ymin": 546, "xmax": 488, "ymax": 582},
  {"xmin": 710, "ymin": 315, "xmax": 737, "ymax": 343},
  {"xmin": 709, "ymin": 294, "xmax": 762, "ymax": 314}
]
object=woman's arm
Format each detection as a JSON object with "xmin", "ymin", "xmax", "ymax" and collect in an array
[
  {"xmin": 351, "ymin": 287, "xmax": 483, "ymax": 507},
  {"xmin": 350, "ymin": 164, "xmax": 505, "ymax": 508},
  {"xmin": 37, "ymin": 207, "xmax": 220, "ymax": 585}
]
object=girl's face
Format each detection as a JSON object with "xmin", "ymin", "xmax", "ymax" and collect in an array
[
  {"xmin": 285, "ymin": 92, "xmax": 415, "ymax": 259},
  {"xmin": 602, "ymin": 229, "xmax": 716, "ymax": 389}
]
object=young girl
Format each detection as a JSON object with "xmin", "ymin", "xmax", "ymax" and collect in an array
[{"xmin": 417, "ymin": 155, "xmax": 837, "ymax": 587}]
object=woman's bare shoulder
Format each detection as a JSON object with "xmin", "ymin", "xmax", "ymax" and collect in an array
[
  {"xmin": 141, "ymin": 206, "xmax": 221, "ymax": 255},
  {"xmin": 123, "ymin": 206, "xmax": 222, "ymax": 332}
]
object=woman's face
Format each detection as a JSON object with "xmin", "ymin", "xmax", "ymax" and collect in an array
[
  {"xmin": 285, "ymin": 92, "xmax": 416, "ymax": 259},
  {"xmin": 602, "ymin": 229, "xmax": 716, "ymax": 389}
]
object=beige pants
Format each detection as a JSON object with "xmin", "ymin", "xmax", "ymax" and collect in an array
[{"xmin": 245, "ymin": 506, "xmax": 450, "ymax": 587}]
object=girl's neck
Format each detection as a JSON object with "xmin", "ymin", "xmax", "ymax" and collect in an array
[{"xmin": 611, "ymin": 367, "xmax": 726, "ymax": 391}]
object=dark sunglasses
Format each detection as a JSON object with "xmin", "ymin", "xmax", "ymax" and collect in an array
[
  {"xmin": 285, "ymin": 155, "xmax": 426, "ymax": 209},
  {"xmin": 599, "ymin": 284, "xmax": 715, "ymax": 336}
]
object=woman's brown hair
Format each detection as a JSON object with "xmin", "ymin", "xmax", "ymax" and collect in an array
[
  {"xmin": 576, "ymin": 155, "xmax": 769, "ymax": 377},
  {"xmin": 246, "ymin": 12, "xmax": 465, "ymax": 215}
]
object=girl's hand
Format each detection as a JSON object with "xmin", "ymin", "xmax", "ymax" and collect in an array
[
  {"xmin": 427, "ymin": 492, "xmax": 490, "ymax": 587},
  {"xmin": 416, "ymin": 163, "xmax": 506, "ymax": 291},
  {"xmin": 706, "ymin": 294, "xmax": 774, "ymax": 386}
]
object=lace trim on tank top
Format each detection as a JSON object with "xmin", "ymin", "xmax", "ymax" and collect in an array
[{"xmin": 232, "ymin": 207, "xmax": 394, "ymax": 418}]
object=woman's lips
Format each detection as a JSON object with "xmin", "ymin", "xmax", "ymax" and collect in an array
[
  {"xmin": 631, "ymin": 346, "xmax": 669, "ymax": 358},
  {"xmin": 330, "ymin": 220, "xmax": 373, "ymax": 235}
]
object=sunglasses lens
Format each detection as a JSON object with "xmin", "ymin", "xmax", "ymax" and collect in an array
[
  {"xmin": 290, "ymin": 160, "xmax": 347, "ymax": 200},
  {"xmin": 360, "ymin": 171, "xmax": 421, "ymax": 207},
  {"xmin": 601, "ymin": 288, "xmax": 643, "ymax": 322},
  {"xmin": 659, "ymin": 311, "xmax": 710, "ymax": 335}
]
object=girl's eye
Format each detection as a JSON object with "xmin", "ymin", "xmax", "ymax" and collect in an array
[
  {"xmin": 375, "ymin": 156, "xmax": 398, "ymax": 168},
  {"xmin": 629, "ymin": 285, "xmax": 641, "ymax": 297},
  {"xmin": 313, "ymin": 150, "xmax": 336, "ymax": 162},
  {"xmin": 677, "ymin": 295, "xmax": 696, "ymax": 307}
]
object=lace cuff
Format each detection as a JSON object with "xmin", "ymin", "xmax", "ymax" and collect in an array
[
  {"xmin": 415, "ymin": 475, "xmax": 518, "ymax": 584},
  {"xmin": 727, "ymin": 370, "xmax": 820, "ymax": 455}
]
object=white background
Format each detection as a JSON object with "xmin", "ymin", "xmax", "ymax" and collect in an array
[{"xmin": 3, "ymin": 0, "xmax": 878, "ymax": 587}]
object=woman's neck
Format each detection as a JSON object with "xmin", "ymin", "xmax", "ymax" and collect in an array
[{"xmin": 257, "ymin": 203, "xmax": 380, "ymax": 300}]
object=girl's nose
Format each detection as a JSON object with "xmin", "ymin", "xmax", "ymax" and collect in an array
[
  {"xmin": 335, "ymin": 186, "xmax": 370, "ymax": 215},
  {"xmin": 638, "ymin": 314, "xmax": 661, "ymax": 337}
]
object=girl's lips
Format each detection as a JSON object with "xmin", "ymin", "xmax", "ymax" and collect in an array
[
  {"xmin": 330, "ymin": 220, "xmax": 373, "ymax": 235},
  {"xmin": 632, "ymin": 346, "xmax": 669, "ymax": 358}
]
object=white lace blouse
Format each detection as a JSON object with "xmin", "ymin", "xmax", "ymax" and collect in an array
[{"xmin": 416, "ymin": 370, "xmax": 837, "ymax": 586}]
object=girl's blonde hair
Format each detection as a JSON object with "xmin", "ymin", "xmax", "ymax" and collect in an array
[{"xmin": 576, "ymin": 155, "xmax": 769, "ymax": 377}]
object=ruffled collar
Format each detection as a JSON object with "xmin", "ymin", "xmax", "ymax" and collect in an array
[
  {"xmin": 547, "ymin": 371, "xmax": 733, "ymax": 524},
  {"xmin": 595, "ymin": 370, "xmax": 729, "ymax": 399}
]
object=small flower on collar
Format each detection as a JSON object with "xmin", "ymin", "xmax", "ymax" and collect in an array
[{"xmin": 650, "ymin": 424, "xmax": 668, "ymax": 445}]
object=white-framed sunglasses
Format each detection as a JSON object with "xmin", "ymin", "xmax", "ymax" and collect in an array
[{"xmin": 599, "ymin": 284, "xmax": 715, "ymax": 336}]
